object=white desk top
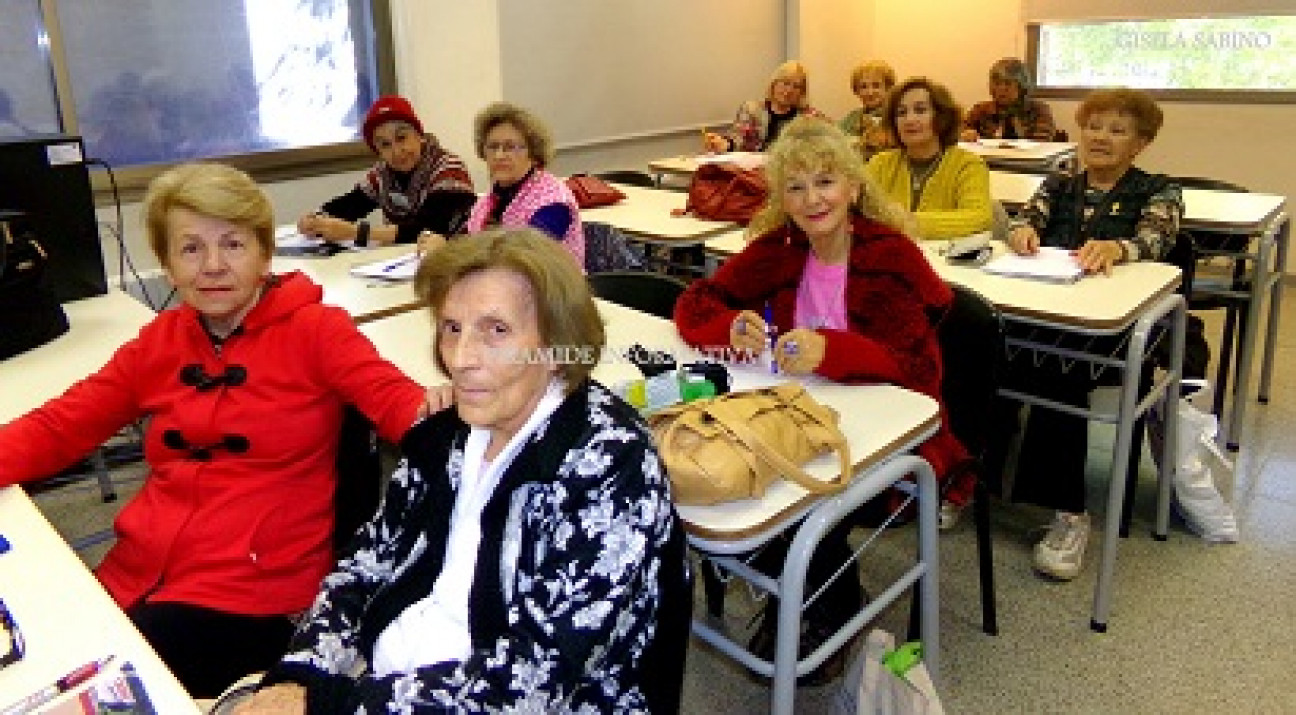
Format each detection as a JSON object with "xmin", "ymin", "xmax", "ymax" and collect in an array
[
  {"xmin": 959, "ymin": 140, "xmax": 1076, "ymax": 167},
  {"xmin": 703, "ymin": 228, "xmax": 750, "ymax": 258},
  {"xmin": 0, "ymin": 291, "xmax": 155, "ymax": 424},
  {"xmin": 360, "ymin": 299, "xmax": 939, "ymax": 542},
  {"xmin": 926, "ymin": 242, "xmax": 1181, "ymax": 331},
  {"xmin": 274, "ymin": 244, "xmax": 420, "ymax": 323},
  {"xmin": 580, "ymin": 183, "xmax": 736, "ymax": 243},
  {"xmin": 697, "ymin": 236, "xmax": 1179, "ymax": 332},
  {"xmin": 0, "ymin": 486, "xmax": 199, "ymax": 712}
]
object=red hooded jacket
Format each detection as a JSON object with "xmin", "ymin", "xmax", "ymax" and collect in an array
[{"xmin": 0, "ymin": 272, "xmax": 425, "ymax": 614}]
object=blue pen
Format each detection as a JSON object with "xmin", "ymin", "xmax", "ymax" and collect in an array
[{"xmin": 763, "ymin": 302, "xmax": 778, "ymax": 374}]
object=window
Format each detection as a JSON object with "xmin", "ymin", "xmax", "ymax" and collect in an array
[
  {"xmin": 1028, "ymin": 15, "xmax": 1296, "ymax": 103},
  {"xmin": 1, "ymin": 0, "xmax": 393, "ymax": 196}
]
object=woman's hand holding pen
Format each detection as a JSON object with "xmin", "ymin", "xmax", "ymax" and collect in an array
[
  {"xmin": 774, "ymin": 328, "xmax": 825, "ymax": 375},
  {"xmin": 1007, "ymin": 225, "xmax": 1040, "ymax": 256},
  {"xmin": 730, "ymin": 310, "xmax": 767, "ymax": 357},
  {"xmin": 296, "ymin": 213, "xmax": 354, "ymax": 243},
  {"xmin": 702, "ymin": 131, "xmax": 729, "ymax": 154}
]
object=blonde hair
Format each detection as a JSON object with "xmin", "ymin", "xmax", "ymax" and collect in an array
[
  {"xmin": 472, "ymin": 101, "xmax": 555, "ymax": 168},
  {"xmin": 849, "ymin": 60, "xmax": 896, "ymax": 92},
  {"xmin": 141, "ymin": 163, "xmax": 274, "ymax": 265},
  {"xmin": 414, "ymin": 229, "xmax": 604, "ymax": 387},
  {"xmin": 766, "ymin": 60, "xmax": 811, "ymax": 109},
  {"xmin": 749, "ymin": 116, "xmax": 914, "ymax": 237}
]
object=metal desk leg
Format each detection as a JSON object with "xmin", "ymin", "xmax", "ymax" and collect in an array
[
  {"xmin": 1091, "ymin": 295, "xmax": 1183, "ymax": 632},
  {"xmin": 1223, "ymin": 221, "xmax": 1278, "ymax": 451},
  {"xmin": 769, "ymin": 455, "xmax": 940, "ymax": 714},
  {"xmin": 1258, "ymin": 216, "xmax": 1288, "ymax": 405}
]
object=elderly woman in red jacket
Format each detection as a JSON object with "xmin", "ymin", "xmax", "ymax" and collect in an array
[
  {"xmin": 0, "ymin": 163, "xmax": 436, "ymax": 697},
  {"xmin": 675, "ymin": 116, "xmax": 969, "ymax": 683}
]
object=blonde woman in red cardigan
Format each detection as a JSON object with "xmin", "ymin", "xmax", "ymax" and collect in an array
[{"xmin": 675, "ymin": 116, "xmax": 970, "ymax": 684}]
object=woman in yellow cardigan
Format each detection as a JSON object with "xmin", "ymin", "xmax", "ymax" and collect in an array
[{"xmin": 866, "ymin": 77, "xmax": 993, "ymax": 240}]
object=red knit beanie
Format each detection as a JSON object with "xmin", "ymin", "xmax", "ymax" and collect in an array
[{"xmin": 362, "ymin": 96, "xmax": 424, "ymax": 151}]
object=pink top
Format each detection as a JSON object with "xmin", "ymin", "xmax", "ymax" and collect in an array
[{"xmin": 795, "ymin": 252, "xmax": 849, "ymax": 330}]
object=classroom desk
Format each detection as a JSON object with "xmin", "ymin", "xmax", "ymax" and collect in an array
[
  {"xmin": 959, "ymin": 140, "xmax": 1076, "ymax": 173},
  {"xmin": 274, "ymin": 244, "xmax": 419, "ymax": 323},
  {"xmin": 700, "ymin": 237, "xmax": 1186, "ymax": 629},
  {"xmin": 931, "ymin": 244, "xmax": 1186, "ymax": 631},
  {"xmin": 986, "ymin": 172, "xmax": 1289, "ymax": 450},
  {"xmin": 0, "ymin": 487, "xmax": 199, "ymax": 712},
  {"xmin": 360, "ymin": 300, "xmax": 943, "ymax": 714},
  {"xmin": 0, "ymin": 292, "xmax": 194, "ymax": 708},
  {"xmin": 579, "ymin": 183, "xmax": 736, "ymax": 246},
  {"xmin": 1, "ymin": 291, "xmax": 155, "ymax": 423}
]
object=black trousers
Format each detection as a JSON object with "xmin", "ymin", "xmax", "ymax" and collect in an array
[
  {"xmin": 750, "ymin": 518, "xmax": 866, "ymax": 630},
  {"xmin": 127, "ymin": 601, "xmax": 296, "ymax": 698},
  {"xmin": 986, "ymin": 336, "xmax": 1127, "ymax": 515}
]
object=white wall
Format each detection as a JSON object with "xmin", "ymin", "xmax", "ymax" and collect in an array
[
  {"xmin": 103, "ymin": 0, "xmax": 1294, "ymax": 286},
  {"xmin": 864, "ymin": 0, "xmax": 1293, "ymax": 273}
]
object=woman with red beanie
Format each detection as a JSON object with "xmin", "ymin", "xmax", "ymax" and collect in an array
[{"xmin": 298, "ymin": 95, "xmax": 476, "ymax": 251}]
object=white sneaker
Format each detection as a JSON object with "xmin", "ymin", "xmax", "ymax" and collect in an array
[
  {"xmin": 938, "ymin": 500, "xmax": 963, "ymax": 531},
  {"xmin": 1033, "ymin": 511, "xmax": 1090, "ymax": 581}
]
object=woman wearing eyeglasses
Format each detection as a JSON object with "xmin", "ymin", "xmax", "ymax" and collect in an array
[
  {"xmin": 297, "ymin": 96, "xmax": 477, "ymax": 250},
  {"xmin": 459, "ymin": 101, "xmax": 585, "ymax": 269},
  {"xmin": 703, "ymin": 60, "xmax": 827, "ymax": 154}
]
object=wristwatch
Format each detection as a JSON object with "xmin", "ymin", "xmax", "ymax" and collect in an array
[{"xmin": 354, "ymin": 220, "xmax": 370, "ymax": 247}]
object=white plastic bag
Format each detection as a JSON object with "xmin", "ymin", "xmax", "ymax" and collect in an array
[
  {"xmin": 834, "ymin": 630, "xmax": 944, "ymax": 715},
  {"xmin": 1148, "ymin": 381, "xmax": 1240, "ymax": 543}
]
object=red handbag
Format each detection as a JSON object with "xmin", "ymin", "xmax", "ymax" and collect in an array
[
  {"xmin": 678, "ymin": 163, "xmax": 768, "ymax": 225},
  {"xmin": 565, "ymin": 174, "xmax": 626, "ymax": 208}
]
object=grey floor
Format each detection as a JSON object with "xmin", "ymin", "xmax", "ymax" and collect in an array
[{"xmin": 31, "ymin": 287, "xmax": 1296, "ymax": 714}]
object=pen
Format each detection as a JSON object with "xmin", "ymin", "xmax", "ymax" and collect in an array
[
  {"xmin": 0, "ymin": 656, "xmax": 113, "ymax": 715},
  {"xmin": 763, "ymin": 302, "xmax": 778, "ymax": 374},
  {"xmin": 381, "ymin": 254, "xmax": 417, "ymax": 273}
]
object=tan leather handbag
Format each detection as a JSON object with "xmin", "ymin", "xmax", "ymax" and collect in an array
[{"xmin": 648, "ymin": 384, "xmax": 852, "ymax": 506}]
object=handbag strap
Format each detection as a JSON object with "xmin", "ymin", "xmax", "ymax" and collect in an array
[{"xmin": 695, "ymin": 388, "xmax": 852, "ymax": 495}]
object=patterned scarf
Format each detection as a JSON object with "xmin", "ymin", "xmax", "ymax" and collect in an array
[{"xmin": 360, "ymin": 138, "xmax": 474, "ymax": 223}]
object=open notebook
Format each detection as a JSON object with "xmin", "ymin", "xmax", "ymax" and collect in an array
[{"xmin": 982, "ymin": 246, "xmax": 1083, "ymax": 283}]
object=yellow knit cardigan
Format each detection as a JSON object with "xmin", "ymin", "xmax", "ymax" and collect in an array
[{"xmin": 865, "ymin": 146, "xmax": 993, "ymax": 240}]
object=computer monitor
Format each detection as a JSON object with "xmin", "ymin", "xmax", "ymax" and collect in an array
[{"xmin": 0, "ymin": 134, "xmax": 107, "ymax": 303}]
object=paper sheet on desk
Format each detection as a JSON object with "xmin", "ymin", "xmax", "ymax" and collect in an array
[
  {"xmin": 275, "ymin": 225, "xmax": 354, "ymax": 251},
  {"xmin": 975, "ymin": 138, "xmax": 1038, "ymax": 150},
  {"xmin": 349, "ymin": 252, "xmax": 420, "ymax": 281},
  {"xmin": 982, "ymin": 246, "xmax": 1083, "ymax": 283},
  {"xmin": 696, "ymin": 152, "xmax": 766, "ymax": 170}
]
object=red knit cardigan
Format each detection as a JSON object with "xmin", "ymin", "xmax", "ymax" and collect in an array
[{"xmin": 674, "ymin": 214, "xmax": 970, "ymax": 485}]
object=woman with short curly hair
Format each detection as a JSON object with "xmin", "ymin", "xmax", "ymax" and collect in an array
[{"xmin": 461, "ymin": 101, "xmax": 585, "ymax": 269}]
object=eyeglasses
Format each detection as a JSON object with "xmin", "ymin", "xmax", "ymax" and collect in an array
[
  {"xmin": 484, "ymin": 141, "xmax": 526, "ymax": 155},
  {"xmin": 0, "ymin": 598, "xmax": 24, "ymax": 669}
]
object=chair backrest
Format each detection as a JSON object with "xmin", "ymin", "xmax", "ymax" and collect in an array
[
  {"xmin": 935, "ymin": 283, "xmax": 1005, "ymax": 459},
  {"xmin": 595, "ymin": 169, "xmax": 657, "ymax": 188},
  {"xmin": 588, "ymin": 270, "xmax": 689, "ymax": 320},
  {"xmin": 584, "ymin": 221, "xmax": 646, "ymax": 273}
]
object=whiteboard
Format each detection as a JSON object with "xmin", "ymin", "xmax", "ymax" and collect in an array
[{"xmin": 499, "ymin": 0, "xmax": 786, "ymax": 147}]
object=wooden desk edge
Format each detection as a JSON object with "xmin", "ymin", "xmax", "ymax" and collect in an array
[{"xmin": 680, "ymin": 411, "xmax": 942, "ymax": 541}]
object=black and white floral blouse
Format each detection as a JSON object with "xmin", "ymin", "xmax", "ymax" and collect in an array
[{"xmin": 262, "ymin": 380, "xmax": 679, "ymax": 713}]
